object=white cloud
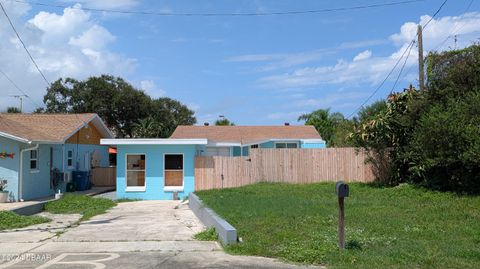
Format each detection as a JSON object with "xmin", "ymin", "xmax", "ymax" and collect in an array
[
  {"xmin": 0, "ymin": 3, "xmax": 136, "ymax": 112},
  {"xmin": 69, "ymin": 25, "xmax": 115, "ymax": 50},
  {"xmin": 226, "ymin": 50, "xmax": 333, "ymax": 72},
  {"xmin": 259, "ymin": 57, "xmax": 401, "ymax": 88},
  {"xmin": 390, "ymin": 12, "xmax": 480, "ymax": 47},
  {"xmin": 353, "ymin": 50, "xmax": 372, "ymax": 61},
  {"xmin": 225, "ymin": 38, "xmax": 392, "ymax": 72},
  {"xmin": 259, "ymin": 12, "xmax": 480, "ymax": 89},
  {"xmin": 140, "ymin": 80, "xmax": 166, "ymax": 98}
]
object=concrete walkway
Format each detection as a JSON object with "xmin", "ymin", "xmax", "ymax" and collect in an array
[
  {"xmin": 0, "ymin": 187, "xmax": 115, "ymax": 213},
  {"xmin": 0, "ymin": 201, "xmax": 321, "ymax": 268}
]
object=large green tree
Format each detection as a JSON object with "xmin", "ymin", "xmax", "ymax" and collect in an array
[
  {"xmin": 298, "ymin": 108, "xmax": 348, "ymax": 146},
  {"xmin": 147, "ymin": 97, "xmax": 196, "ymax": 137},
  {"xmin": 41, "ymin": 75, "xmax": 196, "ymax": 138}
]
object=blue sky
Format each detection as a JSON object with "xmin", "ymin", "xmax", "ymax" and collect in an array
[{"xmin": 1, "ymin": 0, "xmax": 479, "ymax": 125}]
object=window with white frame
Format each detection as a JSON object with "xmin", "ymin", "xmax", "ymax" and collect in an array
[
  {"xmin": 164, "ymin": 154, "xmax": 183, "ymax": 188},
  {"xmin": 126, "ymin": 154, "xmax": 146, "ymax": 188},
  {"xmin": 30, "ymin": 149, "xmax": 38, "ymax": 170},
  {"xmin": 275, "ymin": 142, "xmax": 298, "ymax": 149},
  {"xmin": 67, "ymin": 150, "xmax": 74, "ymax": 168},
  {"xmin": 250, "ymin": 144, "xmax": 259, "ymax": 149}
]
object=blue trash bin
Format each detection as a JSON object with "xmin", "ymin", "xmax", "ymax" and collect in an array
[{"xmin": 72, "ymin": 171, "xmax": 91, "ymax": 191}]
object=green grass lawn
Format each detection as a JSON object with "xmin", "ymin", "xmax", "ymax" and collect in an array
[
  {"xmin": 194, "ymin": 227, "xmax": 218, "ymax": 241},
  {"xmin": 196, "ymin": 183, "xmax": 480, "ymax": 268},
  {"xmin": 44, "ymin": 194, "xmax": 116, "ymax": 221},
  {"xmin": 0, "ymin": 211, "xmax": 50, "ymax": 230}
]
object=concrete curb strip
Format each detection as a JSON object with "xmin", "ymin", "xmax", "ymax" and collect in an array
[
  {"xmin": 189, "ymin": 193, "xmax": 237, "ymax": 245},
  {"xmin": 11, "ymin": 200, "xmax": 49, "ymax": 216}
]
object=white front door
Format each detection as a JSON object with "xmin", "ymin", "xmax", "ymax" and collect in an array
[{"xmin": 205, "ymin": 147, "xmax": 231, "ymax": 156}]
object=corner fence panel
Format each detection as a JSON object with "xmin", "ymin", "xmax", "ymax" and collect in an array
[
  {"xmin": 194, "ymin": 148, "xmax": 375, "ymax": 191},
  {"xmin": 90, "ymin": 167, "xmax": 117, "ymax": 187}
]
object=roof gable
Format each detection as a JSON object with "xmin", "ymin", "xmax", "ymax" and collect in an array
[
  {"xmin": 0, "ymin": 113, "xmax": 113, "ymax": 143},
  {"xmin": 170, "ymin": 125, "xmax": 322, "ymax": 144}
]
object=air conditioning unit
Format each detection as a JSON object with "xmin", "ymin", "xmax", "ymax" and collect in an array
[{"xmin": 63, "ymin": 171, "xmax": 71, "ymax": 182}]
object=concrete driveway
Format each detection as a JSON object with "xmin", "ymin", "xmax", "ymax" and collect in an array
[
  {"xmin": 57, "ymin": 200, "xmax": 205, "ymax": 242},
  {"xmin": 0, "ymin": 200, "xmax": 321, "ymax": 268}
]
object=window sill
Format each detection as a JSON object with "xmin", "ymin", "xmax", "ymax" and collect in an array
[
  {"xmin": 164, "ymin": 186, "xmax": 184, "ymax": 192},
  {"xmin": 30, "ymin": 170, "xmax": 40, "ymax": 174},
  {"xmin": 125, "ymin": 187, "xmax": 146, "ymax": 192}
]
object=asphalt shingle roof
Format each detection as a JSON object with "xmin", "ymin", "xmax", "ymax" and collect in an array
[
  {"xmin": 170, "ymin": 125, "xmax": 322, "ymax": 144},
  {"xmin": 0, "ymin": 113, "xmax": 98, "ymax": 143}
]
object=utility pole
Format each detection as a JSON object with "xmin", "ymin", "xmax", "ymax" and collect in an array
[
  {"xmin": 10, "ymin": 94, "xmax": 27, "ymax": 112},
  {"xmin": 417, "ymin": 24, "xmax": 425, "ymax": 91}
]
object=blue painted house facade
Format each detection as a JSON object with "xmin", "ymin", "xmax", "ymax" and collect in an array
[
  {"xmin": 0, "ymin": 113, "xmax": 113, "ymax": 201},
  {"xmin": 171, "ymin": 125, "xmax": 326, "ymax": 157},
  {"xmin": 102, "ymin": 125, "xmax": 325, "ymax": 200},
  {"xmin": 101, "ymin": 139, "xmax": 206, "ymax": 200}
]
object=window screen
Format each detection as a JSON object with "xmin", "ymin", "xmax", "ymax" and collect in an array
[
  {"xmin": 275, "ymin": 142, "xmax": 298, "ymax": 149},
  {"xmin": 30, "ymin": 150, "xmax": 38, "ymax": 170},
  {"xmin": 126, "ymin": 154, "xmax": 146, "ymax": 187},
  {"xmin": 286, "ymin": 143, "xmax": 298, "ymax": 148},
  {"xmin": 165, "ymin": 154, "xmax": 183, "ymax": 170},
  {"xmin": 67, "ymin": 150, "xmax": 73, "ymax": 167}
]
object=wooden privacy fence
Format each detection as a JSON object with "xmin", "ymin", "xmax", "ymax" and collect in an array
[
  {"xmin": 194, "ymin": 148, "xmax": 375, "ymax": 191},
  {"xmin": 91, "ymin": 167, "xmax": 116, "ymax": 187}
]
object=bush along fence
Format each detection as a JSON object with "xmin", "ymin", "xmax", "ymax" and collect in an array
[{"xmin": 194, "ymin": 148, "xmax": 375, "ymax": 191}]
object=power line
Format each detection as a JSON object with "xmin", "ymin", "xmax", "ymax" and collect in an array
[
  {"xmin": 0, "ymin": 68, "xmax": 43, "ymax": 108},
  {"xmin": 347, "ymin": 0, "xmax": 449, "ymax": 119},
  {"xmin": 430, "ymin": 0, "xmax": 474, "ymax": 52},
  {"xmin": 422, "ymin": 0, "xmax": 449, "ymax": 30},
  {"xmin": 9, "ymin": 0, "xmax": 425, "ymax": 17},
  {"xmin": 0, "ymin": 67, "xmax": 77, "ymax": 127},
  {"xmin": 346, "ymin": 40, "xmax": 415, "ymax": 119},
  {"xmin": 399, "ymin": 0, "xmax": 474, "ymax": 84},
  {"xmin": 390, "ymin": 41, "xmax": 415, "ymax": 94},
  {"xmin": 0, "ymin": 1, "xmax": 50, "ymax": 86}
]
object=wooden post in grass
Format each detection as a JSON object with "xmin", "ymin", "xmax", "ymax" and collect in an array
[
  {"xmin": 338, "ymin": 196, "xmax": 345, "ymax": 249},
  {"xmin": 336, "ymin": 181, "xmax": 349, "ymax": 250}
]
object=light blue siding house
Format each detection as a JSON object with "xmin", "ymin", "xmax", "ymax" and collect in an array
[
  {"xmin": 0, "ymin": 113, "xmax": 113, "ymax": 201},
  {"xmin": 101, "ymin": 124, "xmax": 325, "ymax": 200},
  {"xmin": 100, "ymin": 139, "xmax": 207, "ymax": 200},
  {"xmin": 171, "ymin": 125, "xmax": 326, "ymax": 157}
]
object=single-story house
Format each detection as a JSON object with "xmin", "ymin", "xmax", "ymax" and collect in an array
[
  {"xmin": 170, "ymin": 125, "xmax": 326, "ymax": 156},
  {"xmin": 100, "ymin": 125, "xmax": 325, "ymax": 200},
  {"xmin": 0, "ymin": 113, "xmax": 113, "ymax": 201}
]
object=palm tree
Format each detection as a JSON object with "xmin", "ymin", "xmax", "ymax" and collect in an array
[{"xmin": 298, "ymin": 108, "xmax": 345, "ymax": 146}]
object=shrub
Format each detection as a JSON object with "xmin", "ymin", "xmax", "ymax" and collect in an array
[
  {"xmin": 411, "ymin": 92, "xmax": 480, "ymax": 193},
  {"xmin": 351, "ymin": 45, "xmax": 480, "ymax": 193}
]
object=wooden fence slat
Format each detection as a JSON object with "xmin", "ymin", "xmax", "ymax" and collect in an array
[
  {"xmin": 91, "ymin": 167, "xmax": 116, "ymax": 187},
  {"xmin": 194, "ymin": 148, "xmax": 375, "ymax": 191}
]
